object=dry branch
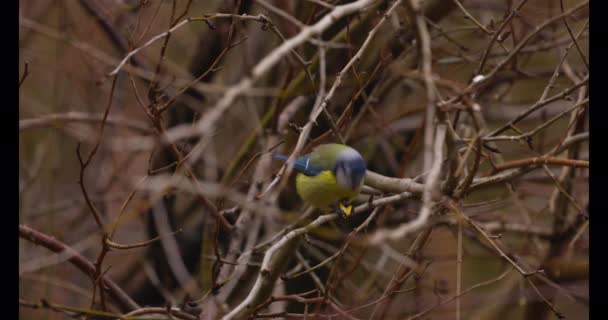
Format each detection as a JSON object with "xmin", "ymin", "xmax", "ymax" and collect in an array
[{"xmin": 19, "ymin": 224, "xmax": 139, "ymax": 312}]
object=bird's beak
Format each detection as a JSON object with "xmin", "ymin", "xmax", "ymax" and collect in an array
[{"xmin": 338, "ymin": 202, "xmax": 352, "ymax": 218}]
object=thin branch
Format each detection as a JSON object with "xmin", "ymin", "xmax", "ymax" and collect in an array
[
  {"xmin": 370, "ymin": 228, "xmax": 432, "ymax": 319},
  {"xmin": 78, "ymin": 0, "xmax": 147, "ymax": 70},
  {"xmin": 151, "ymin": 201, "xmax": 201, "ymax": 296},
  {"xmin": 475, "ymin": 0, "xmax": 529, "ymax": 75},
  {"xmin": 155, "ymin": 0, "xmax": 376, "ymax": 149},
  {"xmin": 408, "ymin": 268, "xmax": 514, "ymax": 319},
  {"xmin": 475, "ymin": 1, "xmax": 588, "ymax": 85},
  {"xmin": 484, "ymin": 98, "xmax": 588, "ymax": 142},
  {"xmin": 125, "ymin": 307, "xmax": 198, "ymax": 320},
  {"xmin": 223, "ymin": 214, "xmax": 336, "ymax": 320},
  {"xmin": 256, "ymin": 0, "xmax": 305, "ymax": 29},
  {"xmin": 19, "ymin": 111, "xmax": 152, "ymax": 133},
  {"xmin": 105, "ymin": 228, "xmax": 183, "ymax": 250},
  {"xmin": 19, "ymin": 61, "xmax": 29, "ymax": 88},
  {"xmin": 20, "ymin": 299, "xmax": 150, "ymax": 320},
  {"xmin": 368, "ymin": 124, "xmax": 446, "ymax": 244},
  {"xmin": 559, "ymin": 0, "xmax": 589, "ymax": 70},
  {"xmin": 448, "ymin": 202, "xmax": 540, "ymax": 277},
  {"xmin": 109, "ymin": 13, "xmax": 273, "ymax": 76},
  {"xmin": 19, "ymin": 225, "xmax": 139, "ymax": 312},
  {"xmin": 452, "ymin": 0, "xmax": 492, "ymax": 35},
  {"xmin": 490, "ymin": 156, "xmax": 588, "ymax": 174},
  {"xmin": 486, "ymin": 75, "xmax": 588, "ymax": 137}
]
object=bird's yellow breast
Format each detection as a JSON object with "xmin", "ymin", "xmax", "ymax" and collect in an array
[{"xmin": 295, "ymin": 171, "xmax": 360, "ymax": 209}]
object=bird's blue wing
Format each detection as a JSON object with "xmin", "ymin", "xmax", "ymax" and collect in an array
[{"xmin": 272, "ymin": 154, "xmax": 322, "ymax": 176}]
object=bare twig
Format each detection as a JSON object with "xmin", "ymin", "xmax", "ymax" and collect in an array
[
  {"xmin": 448, "ymin": 202, "xmax": 539, "ymax": 277},
  {"xmin": 105, "ymin": 228, "xmax": 183, "ymax": 250},
  {"xmin": 486, "ymin": 75, "xmax": 588, "ymax": 137},
  {"xmin": 474, "ymin": 1, "xmax": 588, "ymax": 85},
  {"xmin": 452, "ymin": 0, "xmax": 492, "ymax": 35},
  {"xmin": 20, "ymin": 111, "xmax": 152, "ymax": 133},
  {"xmin": 475, "ymin": 0, "xmax": 529, "ymax": 75},
  {"xmin": 256, "ymin": 0, "xmax": 305, "ymax": 29},
  {"xmin": 19, "ymin": 225, "xmax": 139, "ymax": 311},
  {"xmin": 19, "ymin": 61, "xmax": 29, "ymax": 88},
  {"xmin": 223, "ymin": 214, "xmax": 336, "ymax": 320},
  {"xmin": 151, "ymin": 200, "xmax": 203, "ymax": 296},
  {"xmin": 484, "ymin": 98, "xmax": 588, "ymax": 142},
  {"xmin": 408, "ymin": 268, "xmax": 514, "ymax": 319},
  {"xmin": 155, "ymin": 0, "xmax": 376, "ymax": 150},
  {"xmin": 490, "ymin": 156, "xmax": 588, "ymax": 174},
  {"xmin": 456, "ymin": 212, "xmax": 463, "ymax": 320},
  {"xmin": 368, "ymin": 124, "xmax": 446, "ymax": 244},
  {"xmin": 559, "ymin": 0, "xmax": 589, "ymax": 70},
  {"xmin": 125, "ymin": 306, "xmax": 198, "ymax": 320}
]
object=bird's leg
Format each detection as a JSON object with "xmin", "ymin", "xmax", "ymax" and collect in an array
[
  {"xmin": 338, "ymin": 202, "xmax": 352, "ymax": 218},
  {"xmin": 330, "ymin": 200, "xmax": 352, "ymax": 219}
]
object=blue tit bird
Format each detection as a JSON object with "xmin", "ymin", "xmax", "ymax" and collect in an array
[{"xmin": 272, "ymin": 144, "xmax": 367, "ymax": 218}]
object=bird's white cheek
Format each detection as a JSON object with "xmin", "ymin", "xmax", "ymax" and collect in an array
[{"xmin": 336, "ymin": 170, "xmax": 349, "ymax": 189}]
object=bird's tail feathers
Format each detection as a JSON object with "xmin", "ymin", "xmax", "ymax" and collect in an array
[{"xmin": 271, "ymin": 154, "xmax": 289, "ymax": 162}]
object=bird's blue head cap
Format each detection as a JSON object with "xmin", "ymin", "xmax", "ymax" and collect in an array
[{"xmin": 333, "ymin": 148, "xmax": 367, "ymax": 191}]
